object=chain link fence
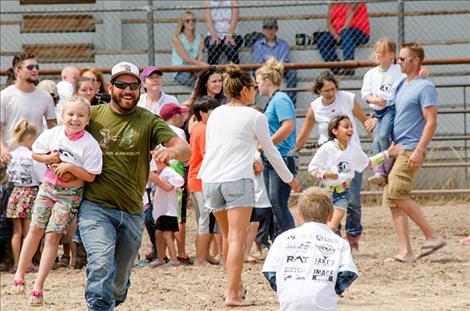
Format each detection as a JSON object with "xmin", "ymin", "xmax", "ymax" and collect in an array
[{"xmin": 1, "ymin": 0, "xmax": 469, "ymax": 201}]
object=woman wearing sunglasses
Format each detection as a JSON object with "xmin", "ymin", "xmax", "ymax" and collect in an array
[
  {"xmin": 198, "ymin": 64, "xmax": 299, "ymax": 307},
  {"xmin": 172, "ymin": 11, "xmax": 207, "ymax": 87}
]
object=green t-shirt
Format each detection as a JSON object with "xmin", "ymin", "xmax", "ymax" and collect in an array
[{"xmin": 84, "ymin": 104, "xmax": 176, "ymax": 214}]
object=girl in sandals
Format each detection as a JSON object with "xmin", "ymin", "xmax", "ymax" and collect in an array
[
  {"xmin": 10, "ymin": 96, "xmax": 102, "ymax": 307},
  {"xmin": 5, "ymin": 120, "xmax": 46, "ymax": 274}
]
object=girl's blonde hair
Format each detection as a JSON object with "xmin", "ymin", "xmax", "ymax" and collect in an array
[
  {"xmin": 174, "ymin": 11, "xmax": 196, "ymax": 36},
  {"xmin": 62, "ymin": 95, "xmax": 91, "ymax": 115},
  {"xmin": 255, "ymin": 57, "xmax": 284, "ymax": 87},
  {"xmin": 223, "ymin": 64, "xmax": 255, "ymax": 99},
  {"xmin": 372, "ymin": 37, "xmax": 397, "ymax": 60},
  {"xmin": 9, "ymin": 119, "xmax": 39, "ymax": 146}
]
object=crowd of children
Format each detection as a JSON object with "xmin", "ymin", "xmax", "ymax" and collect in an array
[{"xmin": 0, "ymin": 36, "xmax": 453, "ymax": 309}]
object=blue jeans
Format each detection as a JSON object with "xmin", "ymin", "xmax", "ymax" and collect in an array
[
  {"xmin": 78, "ymin": 200, "xmax": 144, "ymax": 311},
  {"xmin": 372, "ymin": 106, "xmax": 396, "ymax": 176},
  {"xmin": 174, "ymin": 72, "xmax": 197, "ymax": 87},
  {"xmin": 316, "ymin": 28, "xmax": 369, "ymax": 74},
  {"xmin": 262, "ymin": 156, "xmax": 297, "ymax": 241},
  {"xmin": 205, "ymin": 35, "xmax": 243, "ymax": 65},
  {"xmin": 346, "ymin": 171, "xmax": 363, "ymax": 237}
]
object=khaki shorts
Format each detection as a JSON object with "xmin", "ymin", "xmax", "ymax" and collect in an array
[{"xmin": 383, "ymin": 150, "xmax": 423, "ymax": 208}]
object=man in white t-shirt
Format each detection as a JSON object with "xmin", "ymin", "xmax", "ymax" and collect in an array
[
  {"xmin": 137, "ymin": 66, "xmax": 179, "ymax": 115},
  {"xmin": 0, "ymin": 52, "xmax": 57, "ymax": 166},
  {"xmin": 263, "ymin": 187, "xmax": 358, "ymax": 311}
]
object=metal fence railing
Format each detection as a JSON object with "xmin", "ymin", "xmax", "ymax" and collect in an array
[{"xmin": 1, "ymin": 0, "xmax": 469, "ymax": 202}]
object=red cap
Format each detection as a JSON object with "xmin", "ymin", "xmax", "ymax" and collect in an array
[{"xmin": 159, "ymin": 103, "xmax": 189, "ymax": 121}]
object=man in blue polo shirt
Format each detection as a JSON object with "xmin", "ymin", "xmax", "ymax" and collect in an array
[
  {"xmin": 252, "ymin": 18, "xmax": 297, "ymax": 106},
  {"xmin": 383, "ymin": 42, "xmax": 445, "ymax": 263}
]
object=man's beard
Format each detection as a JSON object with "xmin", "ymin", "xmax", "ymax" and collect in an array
[
  {"xmin": 111, "ymin": 90, "xmax": 140, "ymax": 113},
  {"xmin": 26, "ymin": 76, "xmax": 38, "ymax": 84}
]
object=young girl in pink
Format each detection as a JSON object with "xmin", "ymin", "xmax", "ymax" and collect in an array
[
  {"xmin": 11, "ymin": 96, "xmax": 102, "ymax": 307},
  {"xmin": 6, "ymin": 120, "xmax": 46, "ymax": 273}
]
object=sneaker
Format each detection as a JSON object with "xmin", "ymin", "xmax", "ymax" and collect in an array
[
  {"xmin": 368, "ymin": 174, "xmax": 386, "ymax": 186},
  {"xmin": 164, "ymin": 260, "xmax": 181, "ymax": 267},
  {"xmin": 148, "ymin": 259, "xmax": 164, "ymax": 268}
]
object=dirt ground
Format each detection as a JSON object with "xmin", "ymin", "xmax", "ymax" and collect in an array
[{"xmin": 1, "ymin": 203, "xmax": 469, "ymax": 311}]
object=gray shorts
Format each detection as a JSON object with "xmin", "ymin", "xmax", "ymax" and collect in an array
[
  {"xmin": 191, "ymin": 192, "xmax": 220, "ymax": 234},
  {"xmin": 203, "ymin": 178, "xmax": 256, "ymax": 212}
]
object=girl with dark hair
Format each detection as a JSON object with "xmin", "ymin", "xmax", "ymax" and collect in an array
[{"xmin": 308, "ymin": 115, "xmax": 401, "ymax": 235}]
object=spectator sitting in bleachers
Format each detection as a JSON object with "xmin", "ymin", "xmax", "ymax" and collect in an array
[
  {"xmin": 204, "ymin": 0, "xmax": 243, "ymax": 65},
  {"xmin": 172, "ymin": 11, "xmax": 207, "ymax": 87},
  {"xmin": 252, "ymin": 18, "xmax": 297, "ymax": 106},
  {"xmin": 314, "ymin": 2, "xmax": 370, "ymax": 76},
  {"xmin": 137, "ymin": 66, "xmax": 180, "ymax": 115}
]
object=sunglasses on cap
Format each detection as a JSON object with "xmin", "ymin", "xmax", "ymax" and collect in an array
[
  {"xmin": 112, "ymin": 80, "xmax": 141, "ymax": 90},
  {"xmin": 25, "ymin": 64, "xmax": 39, "ymax": 71}
]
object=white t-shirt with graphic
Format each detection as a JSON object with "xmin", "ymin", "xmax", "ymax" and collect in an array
[
  {"xmin": 262, "ymin": 222, "xmax": 357, "ymax": 311},
  {"xmin": 151, "ymin": 163, "xmax": 185, "ymax": 221},
  {"xmin": 310, "ymin": 91, "xmax": 360, "ymax": 145},
  {"xmin": 32, "ymin": 125, "xmax": 103, "ymax": 184},
  {"xmin": 6, "ymin": 146, "xmax": 46, "ymax": 187},
  {"xmin": 361, "ymin": 63, "xmax": 404, "ymax": 110},
  {"xmin": 308, "ymin": 140, "xmax": 369, "ymax": 186}
]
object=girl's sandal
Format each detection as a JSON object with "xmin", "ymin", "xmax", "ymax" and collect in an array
[
  {"xmin": 10, "ymin": 279, "xmax": 25, "ymax": 294},
  {"xmin": 29, "ymin": 290, "xmax": 43, "ymax": 307}
]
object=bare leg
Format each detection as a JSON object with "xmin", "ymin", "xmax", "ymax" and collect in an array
[
  {"xmin": 32, "ymin": 232, "xmax": 62, "ymax": 293},
  {"xmin": 244, "ymin": 221, "xmax": 259, "ymax": 262},
  {"xmin": 389, "ymin": 207, "xmax": 415, "ymax": 261},
  {"xmin": 194, "ymin": 233, "xmax": 211, "ymax": 266},
  {"xmin": 393, "ymin": 199, "xmax": 439, "ymax": 240},
  {"xmin": 162, "ymin": 231, "xmax": 178, "ymax": 263},
  {"xmin": 155, "ymin": 230, "xmax": 165, "ymax": 262},
  {"xmin": 175, "ymin": 223, "xmax": 188, "ymax": 258},
  {"xmin": 11, "ymin": 219, "xmax": 23, "ymax": 271},
  {"xmin": 214, "ymin": 207, "xmax": 252, "ymax": 307},
  {"xmin": 328, "ymin": 208, "xmax": 346, "ymax": 232},
  {"xmin": 67, "ymin": 220, "xmax": 77, "ymax": 267},
  {"xmin": 14, "ymin": 226, "xmax": 45, "ymax": 282}
]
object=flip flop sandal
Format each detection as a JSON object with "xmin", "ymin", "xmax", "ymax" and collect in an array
[
  {"xmin": 416, "ymin": 239, "xmax": 446, "ymax": 259},
  {"xmin": 29, "ymin": 290, "xmax": 43, "ymax": 307},
  {"xmin": 11, "ymin": 279, "xmax": 25, "ymax": 294}
]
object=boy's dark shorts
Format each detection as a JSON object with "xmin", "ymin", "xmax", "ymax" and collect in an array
[{"xmin": 155, "ymin": 216, "xmax": 179, "ymax": 232}]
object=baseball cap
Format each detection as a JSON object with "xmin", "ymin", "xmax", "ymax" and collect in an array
[
  {"xmin": 110, "ymin": 62, "xmax": 140, "ymax": 82},
  {"xmin": 159, "ymin": 103, "xmax": 189, "ymax": 121},
  {"xmin": 263, "ymin": 18, "xmax": 278, "ymax": 28},
  {"xmin": 140, "ymin": 66, "xmax": 163, "ymax": 80}
]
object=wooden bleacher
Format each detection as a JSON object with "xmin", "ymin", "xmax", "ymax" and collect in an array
[
  {"xmin": 21, "ymin": 14, "xmax": 96, "ymax": 33},
  {"xmin": 22, "ymin": 43, "xmax": 94, "ymax": 63}
]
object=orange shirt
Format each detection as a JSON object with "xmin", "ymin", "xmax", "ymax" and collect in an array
[
  {"xmin": 187, "ymin": 122, "xmax": 206, "ymax": 192},
  {"xmin": 331, "ymin": 3, "xmax": 370, "ymax": 36}
]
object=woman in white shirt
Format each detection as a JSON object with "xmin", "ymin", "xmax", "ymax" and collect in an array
[
  {"xmin": 292, "ymin": 71, "xmax": 375, "ymax": 251},
  {"xmin": 199, "ymin": 64, "xmax": 299, "ymax": 307}
]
